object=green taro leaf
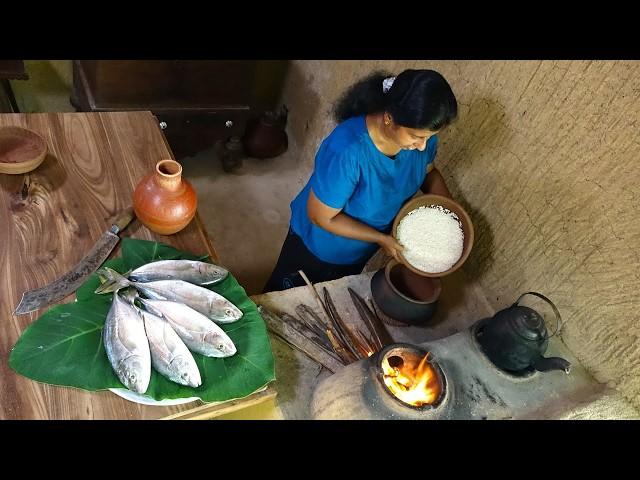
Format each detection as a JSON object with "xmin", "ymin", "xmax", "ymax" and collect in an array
[
  {"xmin": 9, "ymin": 238, "xmax": 275, "ymax": 403},
  {"xmin": 8, "ymin": 298, "xmax": 119, "ymax": 390}
]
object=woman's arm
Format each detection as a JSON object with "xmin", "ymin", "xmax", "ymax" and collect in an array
[
  {"xmin": 421, "ymin": 167, "xmax": 452, "ymax": 198},
  {"xmin": 307, "ymin": 188, "xmax": 403, "ymax": 261}
]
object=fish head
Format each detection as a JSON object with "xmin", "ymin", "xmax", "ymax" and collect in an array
[
  {"xmin": 204, "ymin": 332, "xmax": 237, "ymax": 357},
  {"xmin": 119, "ymin": 287, "xmax": 139, "ymax": 305},
  {"xmin": 221, "ymin": 304, "xmax": 244, "ymax": 323},
  {"xmin": 118, "ymin": 356, "xmax": 150, "ymax": 394},
  {"xmin": 170, "ymin": 356, "xmax": 202, "ymax": 388}
]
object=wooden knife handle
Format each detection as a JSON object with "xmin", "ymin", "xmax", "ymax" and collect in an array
[{"xmin": 110, "ymin": 207, "xmax": 135, "ymax": 234}]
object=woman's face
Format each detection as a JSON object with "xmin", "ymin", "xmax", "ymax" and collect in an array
[
  {"xmin": 385, "ymin": 114, "xmax": 438, "ymax": 151},
  {"xmin": 391, "ymin": 126, "xmax": 438, "ymax": 151}
]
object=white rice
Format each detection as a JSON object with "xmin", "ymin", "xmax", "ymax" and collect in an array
[{"xmin": 396, "ymin": 205, "xmax": 464, "ymax": 273}]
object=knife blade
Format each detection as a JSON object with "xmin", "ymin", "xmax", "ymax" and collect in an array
[{"xmin": 13, "ymin": 207, "xmax": 135, "ymax": 315}]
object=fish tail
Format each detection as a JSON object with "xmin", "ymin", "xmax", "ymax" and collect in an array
[
  {"xmin": 119, "ymin": 287, "xmax": 139, "ymax": 306},
  {"xmin": 95, "ymin": 267, "xmax": 131, "ymax": 294}
]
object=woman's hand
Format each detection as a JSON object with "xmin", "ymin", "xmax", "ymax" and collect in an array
[
  {"xmin": 377, "ymin": 234, "xmax": 404, "ymax": 262},
  {"xmin": 307, "ymin": 190, "xmax": 405, "ymax": 261}
]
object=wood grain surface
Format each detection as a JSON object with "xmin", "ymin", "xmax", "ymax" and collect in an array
[{"xmin": 0, "ymin": 112, "xmax": 271, "ymax": 420}]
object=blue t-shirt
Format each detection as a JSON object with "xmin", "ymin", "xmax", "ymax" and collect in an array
[{"xmin": 290, "ymin": 115, "xmax": 438, "ymax": 265}]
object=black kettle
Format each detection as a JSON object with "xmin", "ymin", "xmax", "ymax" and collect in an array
[{"xmin": 475, "ymin": 292, "xmax": 572, "ymax": 375}]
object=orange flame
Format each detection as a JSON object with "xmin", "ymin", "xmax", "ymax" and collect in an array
[{"xmin": 381, "ymin": 352, "xmax": 441, "ymax": 407}]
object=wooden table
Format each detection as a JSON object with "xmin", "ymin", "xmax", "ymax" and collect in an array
[{"xmin": 0, "ymin": 112, "xmax": 275, "ymax": 419}]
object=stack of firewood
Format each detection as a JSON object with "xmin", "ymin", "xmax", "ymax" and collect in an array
[{"xmin": 258, "ymin": 271, "xmax": 393, "ymax": 372}]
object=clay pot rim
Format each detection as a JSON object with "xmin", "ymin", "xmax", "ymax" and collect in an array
[
  {"xmin": 384, "ymin": 259, "xmax": 442, "ymax": 305},
  {"xmin": 392, "ymin": 193, "xmax": 475, "ymax": 278},
  {"xmin": 0, "ymin": 126, "xmax": 48, "ymax": 174},
  {"xmin": 374, "ymin": 343, "xmax": 448, "ymax": 411},
  {"xmin": 155, "ymin": 159, "xmax": 182, "ymax": 178}
]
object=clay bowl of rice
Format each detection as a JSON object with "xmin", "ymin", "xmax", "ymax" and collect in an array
[{"xmin": 392, "ymin": 194, "xmax": 474, "ymax": 278}]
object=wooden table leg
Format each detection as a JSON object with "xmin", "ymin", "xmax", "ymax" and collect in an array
[{"xmin": 1, "ymin": 79, "xmax": 20, "ymax": 112}]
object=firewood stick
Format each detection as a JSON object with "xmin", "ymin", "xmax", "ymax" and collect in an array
[
  {"xmin": 324, "ymin": 287, "xmax": 370, "ymax": 359},
  {"xmin": 258, "ymin": 306, "xmax": 345, "ymax": 372},
  {"xmin": 298, "ymin": 270, "xmax": 333, "ymax": 324},
  {"xmin": 327, "ymin": 329, "xmax": 354, "ymax": 364},
  {"xmin": 295, "ymin": 272, "xmax": 356, "ymax": 359},
  {"xmin": 348, "ymin": 289, "xmax": 383, "ymax": 350},
  {"xmin": 359, "ymin": 302, "xmax": 383, "ymax": 350},
  {"xmin": 354, "ymin": 330, "xmax": 374, "ymax": 357},
  {"xmin": 360, "ymin": 329, "xmax": 377, "ymax": 353},
  {"xmin": 356, "ymin": 329, "xmax": 378, "ymax": 355},
  {"xmin": 324, "ymin": 320, "xmax": 357, "ymax": 363},
  {"xmin": 295, "ymin": 304, "xmax": 331, "ymax": 340},
  {"xmin": 281, "ymin": 313, "xmax": 335, "ymax": 352},
  {"xmin": 368, "ymin": 297, "xmax": 380, "ymax": 319},
  {"xmin": 349, "ymin": 288, "xmax": 393, "ymax": 347},
  {"xmin": 296, "ymin": 271, "xmax": 355, "ymax": 360},
  {"xmin": 296, "ymin": 303, "xmax": 330, "ymax": 331},
  {"xmin": 366, "ymin": 298, "xmax": 393, "ymax": 346},
  {"xmin": 368, "ymin": 298, "xmax": 385, "ymax": 337},
  {"xmin": 323, "ymin": 287, "xmax": 361, "ymax": 357},
  {"xmin": 365, "ymin": 313, "xmax": 384, "ymax": 350},
  {"xmin": 318, "ymin": 290, "xmax": 355, "ymax": 356},
  {"xmin": 367, "ymin": 298, "xmax": 393, "ymax": 349},
  {"xmin": 290, "ymin": 307, "xmax": 323, "ymax": 336}
]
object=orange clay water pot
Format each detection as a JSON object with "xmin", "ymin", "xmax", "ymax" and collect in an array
[{"xmin": 133, "ymin": 159, "xmax": 197, "ymax": 235}]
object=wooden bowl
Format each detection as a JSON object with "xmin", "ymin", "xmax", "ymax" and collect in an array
[
  {"xmin": 0, "ymin": 126, "xmax": 48, "ymax": 174},
  {"xmin": 392, "ymin": 194, "xmax": 474, "ymax": 278}
]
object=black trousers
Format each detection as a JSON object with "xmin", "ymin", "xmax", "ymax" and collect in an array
[{"xmin": 262, "ymin": 228, "xmax": 370, "ymax": 293}]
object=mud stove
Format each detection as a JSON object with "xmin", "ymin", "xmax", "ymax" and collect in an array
[{"xmin": 311, "ymin": 318, "xmax": 579, "ymax": 420}]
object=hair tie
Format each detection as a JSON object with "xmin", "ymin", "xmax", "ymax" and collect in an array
[{"xmin": 382, "ymin": 76, "xmax": 396, "ymax": 93}]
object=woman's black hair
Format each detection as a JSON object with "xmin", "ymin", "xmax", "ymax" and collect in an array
[{"xmin": 333, "ymin": 69, "xmax": 458, "ymax": 131}]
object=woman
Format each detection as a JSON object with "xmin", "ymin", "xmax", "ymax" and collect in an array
[{"xmin": 263, "ymin": 69, "xmax": 458, "ymax": 293}]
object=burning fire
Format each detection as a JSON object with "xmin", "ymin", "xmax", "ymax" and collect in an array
[{"xmin": 381, "ymin": 352, "xmax": 441, "ymax": 407}]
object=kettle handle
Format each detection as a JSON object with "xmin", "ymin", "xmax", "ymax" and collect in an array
[{"xmin": 515, "ymin": 292, "xmax": 562, "ymax": 338}]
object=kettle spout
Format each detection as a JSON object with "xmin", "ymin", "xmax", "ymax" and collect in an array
[{"xmin": 533, "ymin": 356, "xmax": 572, "ymax": 375}]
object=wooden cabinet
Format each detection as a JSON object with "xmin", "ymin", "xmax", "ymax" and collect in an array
[
  {"xmin": 0, "ymin": 61, "xmax": 27, "ymax": 113},
  {"xmin": 70, "ymin": 60, "xmax": 289, "ymax": 159}
]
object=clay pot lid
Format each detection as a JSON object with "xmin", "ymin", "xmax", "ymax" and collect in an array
[{"xmin": 0, "ymin": 126, "xmax": 48, "ymax": 174}]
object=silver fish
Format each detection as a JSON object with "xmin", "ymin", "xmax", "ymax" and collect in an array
[
  {"xmin": 138, "ymin": 298, "xmax": 237, "ymax": 358},
  {"xmin": 98, "ymin": 267, "xmax": 243, "ymax": 324},
  {"xmin": 139, "ymin": 307, "xmax": 202, "ymax": 388},
  {"xmin": 129, "ymin": 259, "xmax": 228, "ymax": 286},
  {"xmin": 103, "ymin": 291, "xmax": 152, "ymax": 394}
]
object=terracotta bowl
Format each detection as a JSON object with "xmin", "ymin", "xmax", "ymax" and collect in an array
[
  {"xmin": 0, "ymin": 126, "xmax": 48, "ymax": 174},
  {"xmin": 392, "ymin": 194, "xmax": 474, "ymax": 278}
]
